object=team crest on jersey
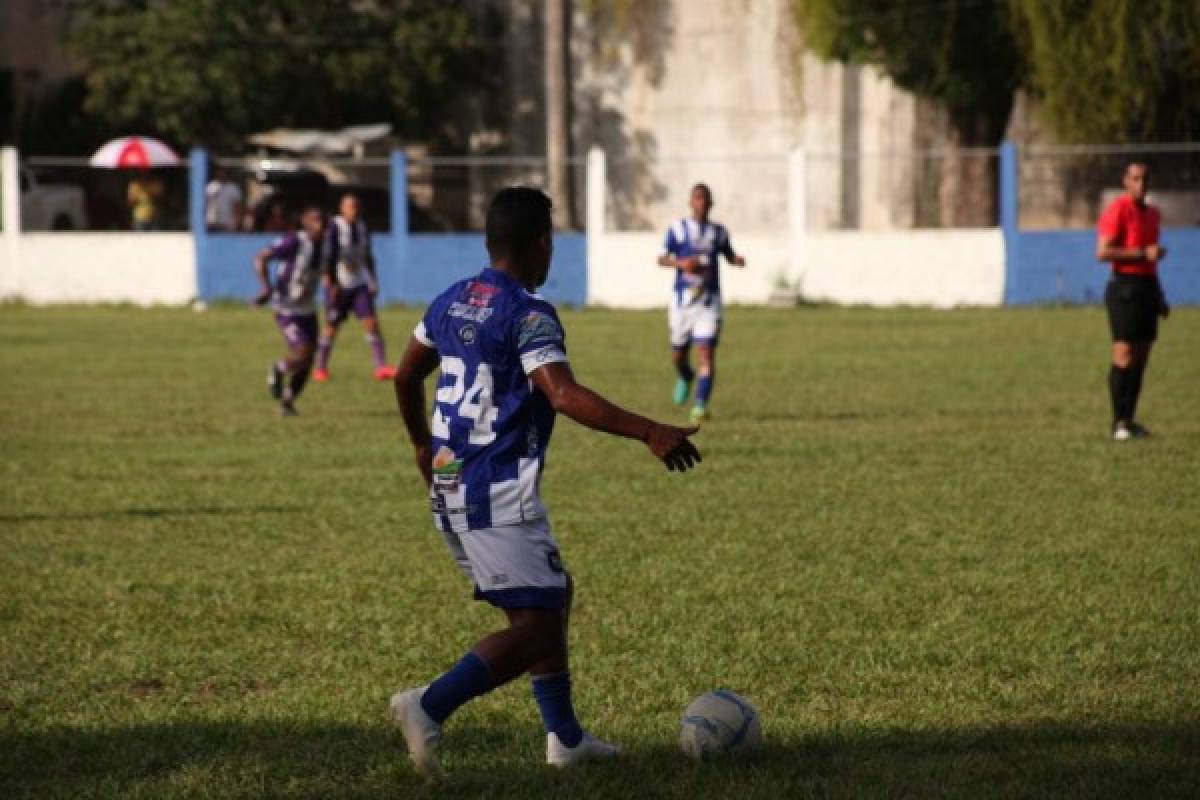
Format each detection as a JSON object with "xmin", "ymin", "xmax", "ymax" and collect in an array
[
  {"xmin": 518, "ymin": 311, "xmax": 561, "ymax": 349},
  {"xmin": 458, "ymin": 324, "xmax": 477, "ymax": 344},
  {"xmin": 466, "ymin": 281, "xmax": 501, "ymax": 307},
  {"xmin": 432, "ymin": 446, "xmax": 463, "ymax": 493}
]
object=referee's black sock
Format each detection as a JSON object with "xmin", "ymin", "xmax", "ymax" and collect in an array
[
  {"xmin": 1109, "ymin": 365, "xmax": 1133, "ymax": 424},
  {"xmin": 1127, "ymin": 362, "xmax": 1147, "ymax": 421}
]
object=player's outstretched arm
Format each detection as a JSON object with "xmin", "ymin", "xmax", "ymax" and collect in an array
[
  {"xmin": 394, "ymin": 336, "xmax": 442, "ymax": 487},
  {"xmin": 530, "ymin": 361, "xmax": 702, "ymax": 472}
]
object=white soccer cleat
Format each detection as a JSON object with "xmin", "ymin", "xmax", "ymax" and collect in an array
[
  {"xmin": 389, "ymin": 687, "xmax": 444, "ymax": 781},
  {"xmin": 546, "ymin": 730, "xmax": 620, "ymax": 768}
]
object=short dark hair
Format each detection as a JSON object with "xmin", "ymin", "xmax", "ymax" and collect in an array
[
  {"xmin": 486, "ymin": 187, "xmax": 553, "ymax": 258},
  {"xmin": 692, "ymin": 183, "xmax": 713, "ymax": 203}
]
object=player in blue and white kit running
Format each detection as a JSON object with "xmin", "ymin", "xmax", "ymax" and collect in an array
[
  {"xmin": 314, "ymin": 193, "xmax": 396, "ymax": 382},
  {"xmin": 391, "ymin": 188, "xmax": 701, "ymax": 779},
  {"xmin": 657, "ymin": 183, "xmax": 746, "ymax": 422},
  {"xmin": 253, "ymin": 205, "xmax": 325, "ymax": 416}
]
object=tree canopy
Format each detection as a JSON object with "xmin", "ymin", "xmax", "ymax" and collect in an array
[
  {"xmin": 1012, "ymin": 0, "xmax": 1200, "ymax": 143},
  {"xmin": 792, "ymin": 0, "xmax": 1200, "ymax": 144},
  {"xmin": 70, "ymin": 0, "xmax": 479, "ymax": 151},
  {"xmin": 792, "ymin": 0, "xmax": 1024, "ymax": 145}
]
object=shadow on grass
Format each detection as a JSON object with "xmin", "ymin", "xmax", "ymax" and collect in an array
[
  {"xmin": 0, "ymin": 505, "xmax": 302, "ymax": 524},
  {"xmin": 2, "ymin": 718, "xmax": 1198, "ymax": 799}
]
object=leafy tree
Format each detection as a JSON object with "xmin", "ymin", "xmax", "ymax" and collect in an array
[
  {"xmin": 793, "ymin": 0, "xmax": 1025, "ymax": 225},
  {"xmin": 1011, "ymin": 0, "xmax": 1200, "ymax": 143},
  {"xmin": 793, "ymin": 0, "xmax": 1024, "ymax": 147},
  {"xmin": 70, "ymin": 0, "xmax": 479, "ymax": 151}
]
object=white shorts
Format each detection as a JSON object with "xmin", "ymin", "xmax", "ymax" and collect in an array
[
  {"xmin": 440, "ymin": 517, "xmax": 569, "ymax": 610},
  {"xmin": 669, "ymin": 290, "xmax": 722, "ymax": 348}
]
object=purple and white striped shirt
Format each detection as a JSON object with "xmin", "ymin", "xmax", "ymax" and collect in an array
[{"xmin": 266, "ymin": 230, "xmax": 322, "ymax": 315}]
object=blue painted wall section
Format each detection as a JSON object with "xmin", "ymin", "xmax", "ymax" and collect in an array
[
  {"xmin": 1002, "ymin": 140, "xmax": 1200, "ymax": 305},
  {"xmin": 193, "ymin": 149, "xmax": 587, "ymax": 307}
]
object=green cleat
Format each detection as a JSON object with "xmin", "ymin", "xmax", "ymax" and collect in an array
[
  {"xmin": 689, "ymin": 405, "xmax": 710, "ymax": 423},
  {"xmin": 673, "ymin": 377, "xmax": 692, "ymax": 406}
]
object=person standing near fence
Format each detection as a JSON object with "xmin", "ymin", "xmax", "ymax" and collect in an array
[
  {"xmin": 1096, "ymin": 161, "xmax": 1169, "ymax": 441},
  {"xmin": 205, "ymin": 165, "xmax": 243, "ymax": 232},
  {"xmin": 127, "ymin": 170, "xmax": 163, "ymax": 231},
  {"xmin": 314, "ymin": 192, "xmax": 397, "ymax": 382},
  {"xmin": 656, "ymin": 183, "xmax": 746, "ymax": 423}
]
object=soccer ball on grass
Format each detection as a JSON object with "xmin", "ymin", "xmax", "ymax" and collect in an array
[{"xmin": 679, "ymin": 690, "xmax": 762, "ymax": 761}]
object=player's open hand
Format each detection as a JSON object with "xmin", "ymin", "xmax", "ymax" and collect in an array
[{"xmin": 646, "ymin": 423, "xmax": 702, "ymax": 472}]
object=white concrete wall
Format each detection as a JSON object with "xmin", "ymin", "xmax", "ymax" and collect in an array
[
  {"xmin": 8, "ymin": 234, "xmax": 197, "ymax": 305},
  {"xmin": 585, "ymin": 148, "xmax": 1006, "ymax": 309},
  {"xmin": 587, "ymin": 231, "xmax": 789, "ymax": 308},
  {"xmin": 795, "ymin": 230, "xmax": 1005, "ymax": 308}
]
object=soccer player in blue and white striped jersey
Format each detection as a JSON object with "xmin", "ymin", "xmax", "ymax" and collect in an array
[
  {"xmin": 390, "ymin": 187, "xmax": 701, "ymax": 778},
  {"xmin": 657, "ymin": 184, "xmax": 746, "ymax": 422}
]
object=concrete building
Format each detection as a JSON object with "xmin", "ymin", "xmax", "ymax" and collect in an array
[{"xmin": 474, "ymin": 0, "xmax": 978, "ymax": 235}]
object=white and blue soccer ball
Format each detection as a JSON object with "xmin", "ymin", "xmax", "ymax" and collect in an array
[{"xmin": 679, "ymin": 689, "xmax": 762, "ymax": 761}]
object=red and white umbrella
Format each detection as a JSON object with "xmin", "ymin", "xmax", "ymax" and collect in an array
[{"xmin": 90, "ymin": 136, "xmax": 181, "ymax": 168}]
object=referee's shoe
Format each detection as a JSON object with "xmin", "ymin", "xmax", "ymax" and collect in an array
[{"xmin": 1112, "ymin": 420, "xmax": 1151, "ymax": 441}]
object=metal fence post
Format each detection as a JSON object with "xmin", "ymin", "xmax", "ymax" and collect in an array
[
  {"xmin": 390, "ymin": 149, "xmax": 409, "ymax": 303},
  {"xmin": 999, "ymin": 140, "xmax": 1019, "ymax": 237},
  {"xmin": 585, "ymin": 147, "xmax": 605, "ymax": 304},
  {"xmin": 788, "ymin": 147, "xmax": 807, "ymax": 292},
  {"xmin": 189, "ymin": 148, "xmax": 208, "ymax": 301},
  {"xmin": 0, "ymin": 147, "xmax": 20, "ymax": 299},
  {"xmin": 999, "ymin": 140, "xmax": 1020, "ymax": 305}
]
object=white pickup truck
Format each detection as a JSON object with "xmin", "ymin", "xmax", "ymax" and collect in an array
[{"xmin": 19, "ymin": 164, "xmax": 87, "ymax": 231}]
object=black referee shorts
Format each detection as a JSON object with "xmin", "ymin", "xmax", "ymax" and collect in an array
[{"xmin": 1105, "ymin": 274, "xmax": 1160, "ymax": 343}]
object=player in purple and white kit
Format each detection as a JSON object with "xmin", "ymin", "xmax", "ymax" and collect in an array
[
  {"xmin": 253, "ymin": 205, "xmax": 325, "ymax": 416},
  {"xmin": 391, "ymin": 188, "xmax": 701, "ymax": 779},
  {"xmin": 313, "ymin": 193, "xmax": 397, "ymax": 382}
]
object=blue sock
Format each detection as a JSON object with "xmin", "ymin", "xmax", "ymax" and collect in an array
[
  {"xmin": 419, "ymin": 652, "xmax": 496, "ymax": 725},
  {"xmin": 532, "ymin": 672, "xmax": 583, "ymax": 747},
  {"xmin": 695, "ymin": 373, "xmax": 714, "ymax": 406}
]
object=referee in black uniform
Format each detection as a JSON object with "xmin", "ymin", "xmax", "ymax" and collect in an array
[{"xmin": 1095, "ymin": 162, "xmax": 1169, "ymax": 440}]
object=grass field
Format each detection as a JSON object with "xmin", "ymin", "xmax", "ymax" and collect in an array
[{"xmin": 2, "ymin": 303, "xmax": 1199, "ymax": 799}]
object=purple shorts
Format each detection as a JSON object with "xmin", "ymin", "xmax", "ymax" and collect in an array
[
  {"xmin": 274, "ymin": 312, "xmax": 318, "ymax": 349},
  {"xmin": 326, "ymin": 285, "xmax": 377, "ymax": 326}
]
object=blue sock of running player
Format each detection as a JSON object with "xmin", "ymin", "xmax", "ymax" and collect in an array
[
  {"xmin": 419, "ymin": 651, "xmax": 497, "ymax": 724},
  {"xmin": 695, "ymin": 372, "xmax": 713, "ymax": 407},
  {"xmin": 532, "ymin": 672, "xmax": 583, "ymax": 747},
  {"xmin": 316, "ymin": 336, "xmax": 333, "ymax": 371},
  {"xmin": 365, "ymin": 331, "xmax": 387, "ymax": 368}
]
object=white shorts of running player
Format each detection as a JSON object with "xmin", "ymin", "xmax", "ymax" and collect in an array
[
  {"xmin": 440, "ymin": 517, "xmax": 569, "ymax": 610},
  {"xmin": 669, "ymin": 290, "xmax": 722, "ymax": 348}
]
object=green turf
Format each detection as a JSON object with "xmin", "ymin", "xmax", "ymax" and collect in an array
[{"xmin": 1, "ymin": 304, "xmax": 1198, "ymax": 799}]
